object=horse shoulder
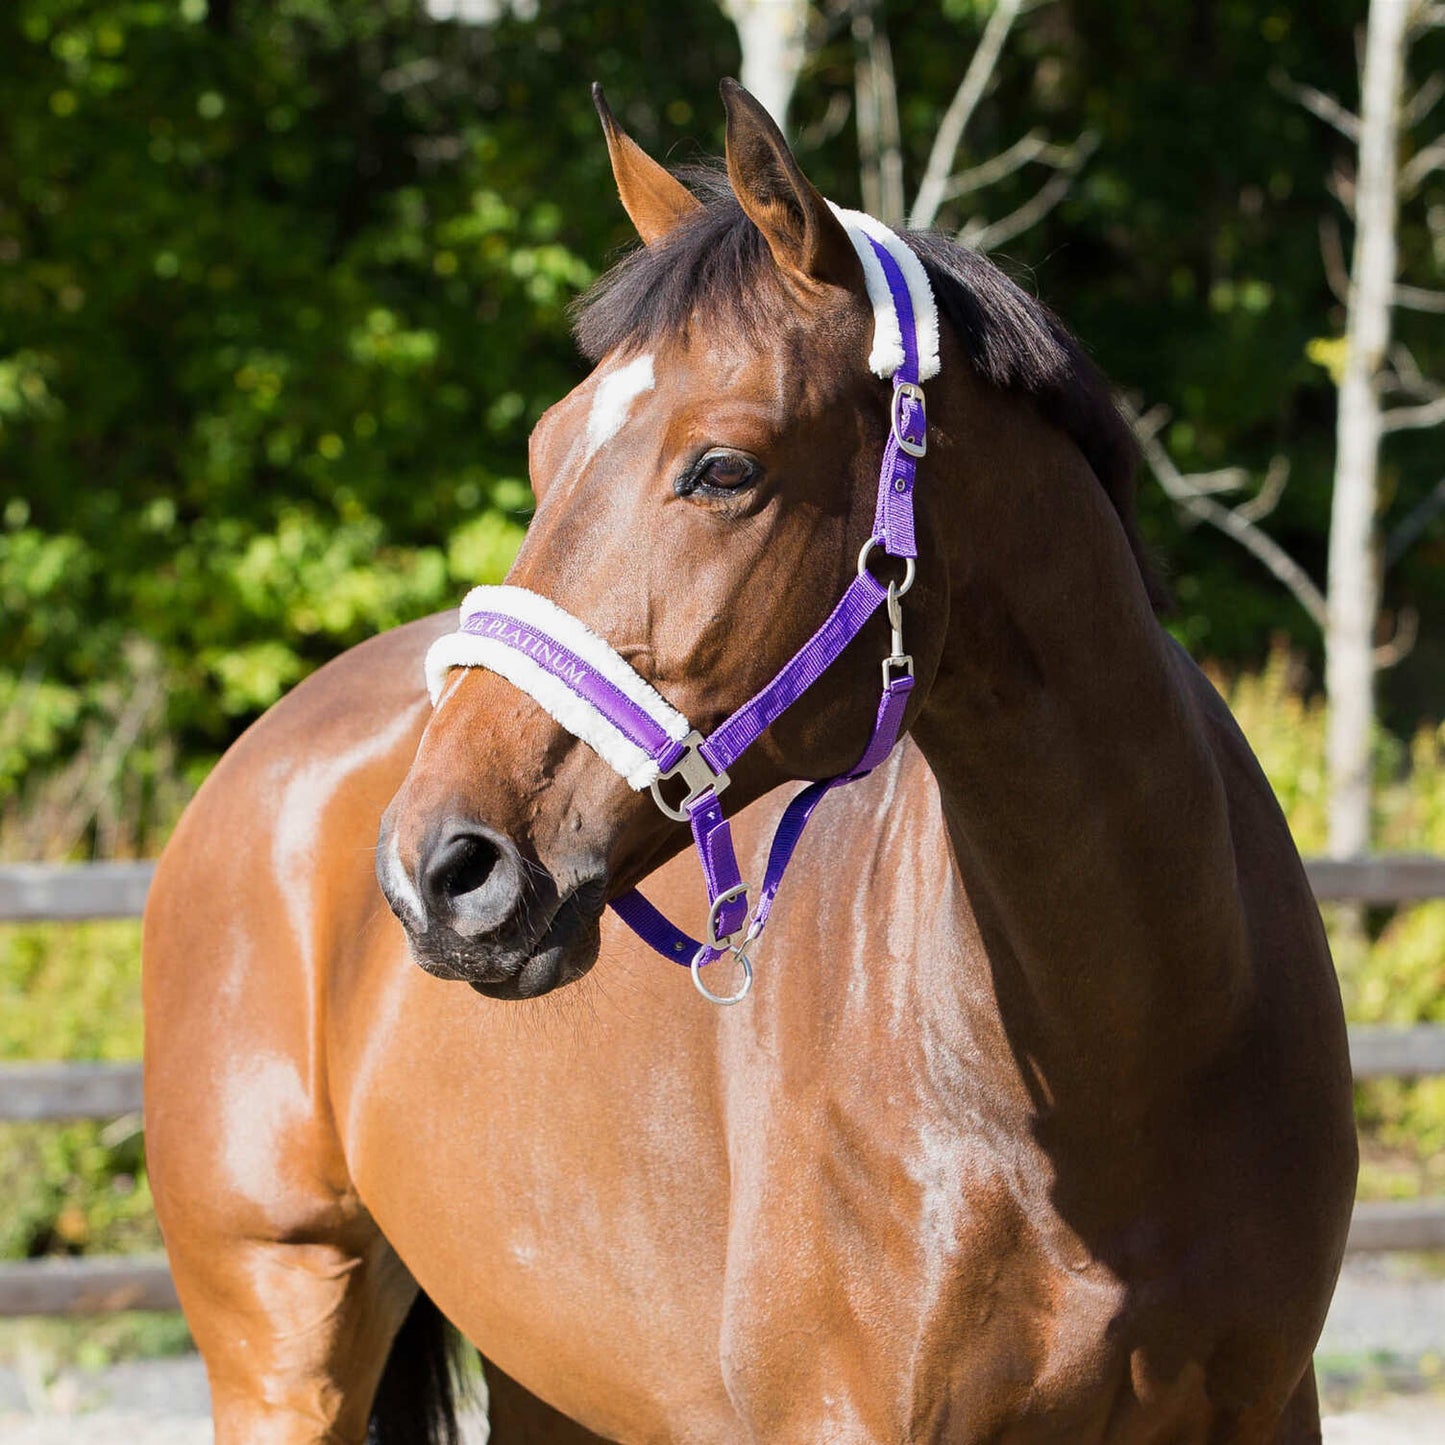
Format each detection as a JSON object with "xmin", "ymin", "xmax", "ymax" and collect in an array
[{"xmin": 142, "ymin": 613, "xmax": 450, "ymax": 1235}]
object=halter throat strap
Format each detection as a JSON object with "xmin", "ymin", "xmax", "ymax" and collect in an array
[{"xmin": 423, "ymin": 210, "xmax": 935, "ymax": 1003}]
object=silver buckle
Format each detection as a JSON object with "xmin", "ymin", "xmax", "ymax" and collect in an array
[
  {"xmin": 706, "ymin": 882, "xmax": 750, "ymax": 949},
  {"xmin": 648, "ymin": 730, "xmax": 730, "ymax": 822},
  {"xmin": 882, "ymin": 653, "xmax": 914, "ymax": 687},
  {"xmin": 891, "ymin": 381, "xmax": 927, "ymax": 458}
]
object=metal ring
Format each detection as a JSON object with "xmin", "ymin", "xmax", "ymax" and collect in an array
[
  {"xmin": 691, "ymin": 944, "xmax": 754, "ymax": 1006},
  {"xmin": 706, "ymin": 883, "xmax": 749, "ymax": 948},
  {"xmin": 856, "ymin": 537, "xmax": 916, "ymax": 597}
]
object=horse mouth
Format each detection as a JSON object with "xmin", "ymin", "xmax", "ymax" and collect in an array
[
  {"xmin": 469, "ymin": 878, "xmax": 605, "ymax": 998},
  {"xmin": 404, "ymin": 874, "xmax": 606, "ymax": 1000}
]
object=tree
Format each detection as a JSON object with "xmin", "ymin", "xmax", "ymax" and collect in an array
[
  {"xmin": 1132, "ymin": 0, "xmax": 1445, "ymax": 864},
  {"xmin": 1322, "ymin": 0, "xmax": 1445, "ymax": 859},
  {"xmin": 720, "ymin": 0, "xmax": 810, "ymax": 132},
  {"xmin": 719, "ymin": 0, "xmax": 1096, "ymax": 240}
]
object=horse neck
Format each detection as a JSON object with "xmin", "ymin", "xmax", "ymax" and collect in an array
[{"xmin": 906, "ymin": 379, "xmax": 1253, "ymax": 1108}]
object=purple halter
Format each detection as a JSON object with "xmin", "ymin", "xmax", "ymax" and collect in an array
[{"xmin": 426, "ymin": 217, "xmax": 933, "ymax": 1003}]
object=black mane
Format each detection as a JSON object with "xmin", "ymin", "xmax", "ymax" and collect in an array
[{"xmin": 573, "ymin": 170, "xmax": 1161, "ymax": 608}]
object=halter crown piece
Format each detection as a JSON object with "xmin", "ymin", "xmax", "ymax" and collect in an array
[{"xmin": 424, "ymin": 206, "xmax": 938, "ymax": 1004}]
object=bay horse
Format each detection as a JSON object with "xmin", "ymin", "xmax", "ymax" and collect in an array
[{"xmin": 143, "ymin": 80, "xmax": 1357, "ymax": 1443}]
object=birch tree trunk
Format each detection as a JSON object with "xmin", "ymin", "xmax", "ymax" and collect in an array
[
  {"xmin": 720, "ymin": 0, "xmax": 810, "ymax": 135},
  {"xmin": 1326, "ymin": 0, "xmax": 1410, "ymax": 861},
  {"xmin": 852, "ymin": 2, "xmax": 905, "ymax": 224}
]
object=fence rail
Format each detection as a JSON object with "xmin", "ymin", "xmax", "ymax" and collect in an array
[
  {"xmin": 2, "ymin": 857, "xmax": 1444, "ymax": 1316},
  {"xmin": 6, "ymin": 855, "xmax": 1445, "ymax": 922}
]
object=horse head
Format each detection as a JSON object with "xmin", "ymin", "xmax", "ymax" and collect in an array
[{"xmin": 378, "ymin": 81, "xmax": 952, "ymax": 998}]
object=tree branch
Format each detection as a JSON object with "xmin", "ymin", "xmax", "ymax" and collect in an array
[
  {"xmin": 1381, "ymin": 394, "xmax": 1445, "ymax": 431},
  {"xmin": 1400, "ymin": 133, "xmax": 1445, "ymax": 193},
  {"xmin": 1385, "ymin": 476, "xmax": 1445, "ymax": 566},
  {"xmin": 1395, "ymin": 282, "xmax": 1445, "ymax": 311},
  {"xmin": 1320, "ymin": 216, "xmax": 1352, "ymax": 304},
  {"xmin": 1411, "ymin": 3, "xmax": 1445, "ymax": 34},
  {"xmin": 1429, "ymin": 200, "xmax": 1445, "ymax": 265},
  {"xmin": 1384, "ymin": 341, "xmax": 1441, "ymax": 398},
  {"xmin": 909, "ymin": 0, "xmax": 1026, "ymax": 229},
  {"xmin": 1373, "ymin": 606, "xmax": 1418, "ymax": 668},
  {"xmin": 1405, "ymin": 72, "xmax": 1445, "ymax": 126},
  {"xmin": 1271, "ymin": 68, "xmax": 1362, "ymax": 140},
  {"xmin": 942, "ymin": 129, "xmax": 1049, "ymax": 200},
  {"xmin": 1122, "ymin": 400, "xmax": 1327, "ymax": 628},
  {"xmin": 1327, "ymin": 162, "xmax": 1357, "ymax": 215},
  {"xmin": 958, "ymin": 131, "xmax": 1098, "ymax": 251},
  {"xmin": 796, "ymin": 91, "xmax": 852, "ymax": 150},
  {"xmin": 1235, "ymin": 455, "xmax": 1291, "ymax": 522}
]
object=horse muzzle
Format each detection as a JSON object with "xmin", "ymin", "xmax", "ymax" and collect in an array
[{"xmin": 376, "ymin": 814, "xmax": 606, "ymax": 998}]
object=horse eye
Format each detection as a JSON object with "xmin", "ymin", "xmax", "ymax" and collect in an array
[{"xmin": 696, "ymin": 450, "xmax": 756, "ymax": 491}]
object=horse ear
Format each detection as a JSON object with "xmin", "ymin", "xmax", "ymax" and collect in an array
[
  {"xmin": 593, "ymin": 83, "xmax": 702, "ymax": 247},
  {"xmin": 720, "ymin": 77, "xmax": 862, "ymax": 292}
]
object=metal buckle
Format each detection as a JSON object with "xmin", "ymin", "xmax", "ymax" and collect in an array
[
  {"xmin": 882, "ymin": 653, "xmax": 914, "ymax": 687},
  {"xmin": 706, "ymin": 882, "xmax": 749, "ymax": 949},
  {"xmin": 648, "ymin": 730, "xmax": 731, "ymax": 822},
  {"xmin": 890, "ymin": 381, "xmax": 927, "ymax": 458},
  {"xmin": 691, "ymin": 941, "xmax": 754, "ymax": 1006}
]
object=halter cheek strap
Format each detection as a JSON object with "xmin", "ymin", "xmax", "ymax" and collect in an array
[{"xmin": 424, "ymin": 208, "xmax": 937, "ymax": 1004}]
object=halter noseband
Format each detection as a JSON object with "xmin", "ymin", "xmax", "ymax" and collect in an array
[{"xmin": 424, "ymin": 207, "xmax": 938, "ymax": 1004}]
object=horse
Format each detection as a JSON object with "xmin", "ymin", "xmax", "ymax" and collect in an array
[{"xmin": 143, "ymin": 80, "xmax": 1357, "ymax": 1444}]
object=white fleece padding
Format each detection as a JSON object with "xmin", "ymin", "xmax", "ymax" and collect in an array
[
  {"xmin": 423, "ymin": 584, "xmax": 692, "ymax": 792},
  {"xmin": 827, "ymin": 203, "xmax": 941, "ymax": 383}
]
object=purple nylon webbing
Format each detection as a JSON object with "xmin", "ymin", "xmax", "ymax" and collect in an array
[
  {"xmin": 609, "ymin": 670, "xmax": 915, "ymax": 967},
  {"xmin": 699, "ymin": 570, "xmax": 887, "ymax": 776},
  {"xmin": 689, "ymin": 790, "xmax": 748, "ymax": 941}
]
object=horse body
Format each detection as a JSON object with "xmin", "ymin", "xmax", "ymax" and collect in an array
[
  {"xmin": 144, "ymin": 82, "xmax": 1355, "ymax": 1443},
  {"xmin": 147, "ymin": 623, "xmax": 1347, "ymax": 1443}
]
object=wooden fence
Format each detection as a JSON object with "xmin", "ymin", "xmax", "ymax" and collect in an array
[{"xmin": 2, "ymin": 857, "xmax": 1444, "ymax": 1317}]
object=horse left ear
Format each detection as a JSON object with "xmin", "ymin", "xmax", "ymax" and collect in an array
[{"xmin": 720, "ymin": 77, "xmax": 862, "ymax": 293}]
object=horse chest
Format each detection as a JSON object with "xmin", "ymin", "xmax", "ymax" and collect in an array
[{"xmin": 700, "ymin": 1059, "xmax": 1138, "ymax": 1435}]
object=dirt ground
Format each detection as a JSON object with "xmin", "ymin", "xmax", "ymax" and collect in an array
[{"xmin": 0, "ymin": 1359, "xmax": 1443, "ymax": 1442}]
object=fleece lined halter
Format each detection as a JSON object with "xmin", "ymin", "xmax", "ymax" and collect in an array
[{"xmin": 424, "ymin": 206, "xmax": 939, "ymax": 1004}]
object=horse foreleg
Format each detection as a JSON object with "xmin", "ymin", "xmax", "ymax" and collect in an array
[
  {"xmin": 1267, "ymin": 1366, "xmax": 1322, "ymax": 1445},
  {"xmin": 482, "ymin": 1357, "xmax": 615, "ymax": 1444},
  {"xmin": 164, "ymin": 1223, "xmax": 417, "ymax": 1445}
]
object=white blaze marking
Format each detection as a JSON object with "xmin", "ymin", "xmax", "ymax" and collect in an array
[{"xmin": 583, "ymin": 352, "xmax": 654, "ymax": 462}]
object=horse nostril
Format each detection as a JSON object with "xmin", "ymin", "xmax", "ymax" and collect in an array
[
  {"xmin": 419, "ymin": 823, "xmax": 520, "ymax": 936},
  {"xmin": 439, "ymin": 833, "xmax": 498, "ymax": 900}
]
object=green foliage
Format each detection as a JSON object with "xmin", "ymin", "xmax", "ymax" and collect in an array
[
  {"xmin": 0, "ymin": 921, "xmax": 156, "ymax": 1259},
  {"xmin": 0, "ymin": 0, "xmax": 734, "ymax": 848}
]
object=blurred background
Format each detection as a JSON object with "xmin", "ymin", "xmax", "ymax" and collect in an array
[{"xmin": 1, "ymin": 0, "xmax": 1443, "ymax": 1436}]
